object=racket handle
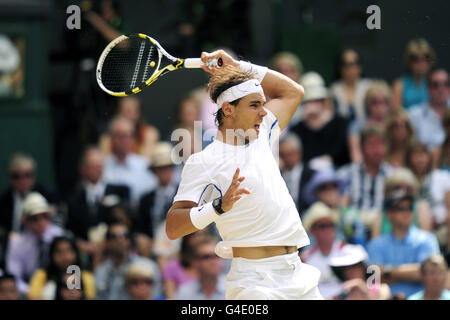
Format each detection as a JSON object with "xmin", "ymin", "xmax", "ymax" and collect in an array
[{"xmin": 184, "ymin": 58, "xmax": 223, "ymax": 69}]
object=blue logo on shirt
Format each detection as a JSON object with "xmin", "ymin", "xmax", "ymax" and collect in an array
[{"xmin": 198, "ymin": 206, "xmax": 204, "ymax": 212}]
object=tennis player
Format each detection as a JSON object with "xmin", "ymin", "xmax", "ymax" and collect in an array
[{"xmin": 166, "ymin": 50, "xmax": 322, "ymax": 300}]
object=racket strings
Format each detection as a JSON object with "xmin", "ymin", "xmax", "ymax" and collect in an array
[{"xmin": 100, "ymin": 37, "xmax": 158, "ymax": 93}]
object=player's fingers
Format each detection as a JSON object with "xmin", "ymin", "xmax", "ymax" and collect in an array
[
  {"xmin": 235, "ymin": 187, "xmax": 251, "ymax": 195},
  {"xmin": 232, "ymin": 168, "xmax": 240, "ymax": 181}
]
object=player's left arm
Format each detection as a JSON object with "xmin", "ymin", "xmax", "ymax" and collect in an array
[{"xmin": 260, "ymin": 70, "xmax": 304, "ymax": 131}]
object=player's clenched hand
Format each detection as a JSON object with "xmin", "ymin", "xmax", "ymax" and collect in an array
[
  {"xmin": 200, "ymin": 49, "xmax": 239, "ymax": 74},
  {"xmin": 221, "ymin": 168, "xmax": 251, "ymax": 212}
]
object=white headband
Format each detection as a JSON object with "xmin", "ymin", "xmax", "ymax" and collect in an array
[{"xmin": 215, "ymin": 79, "xmax": 264, "ymax": 110}]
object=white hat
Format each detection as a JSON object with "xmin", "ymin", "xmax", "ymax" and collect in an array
[
  {"xmin": 150, "ymin": 142, "xmax": 175, "ymax": 168},
  {"xmin": 22, "ymin": 192, "xmax": 52, "ymax": 218},
  {"xmin": 328, "ymin": 244, "xmax": 368, "ymax": 267},
  {"xmin": 300, "ymin": 71, "xmax": 328, "ymax": 102},
  {"xmin": 302, "ymin": 202, "xmax": 339, "ymax": 232}
]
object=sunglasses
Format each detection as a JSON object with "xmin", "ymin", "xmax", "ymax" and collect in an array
[
  {"xmin": 312, "ymin": 222, "xmax": 335, "ymax": 230},
  {"xmin": 342, "ymin": 60, "xmax": 359, "ymax": 68},
  {"xmin": 28, "ymin": 213, "xmax": 50, "ymax": 223},
  {"xmin": 106, "ymin": 231, "xmax": 129, "ymax": 240},
  {"xmin": 317, "ymin": 183, "xmax": 338, "ymax": 191},
  {"xmin": 10, "ymin": 171, "xmax": 34, "ymax": 180},
  {"xmin": 388, "ymin": 205, "xmax": 413, "ymax": 213},
  {"xmin": 410, "ymin": 54, "xmax": 430, "ymax": 63},
  {"xmin": 128, "ymin": 278, "xmax": 153, "ymax": 286},
  {"xmin": 369, "ymin": 98, "xmax": 389, "ymax": 106},
  {"xmin": 429, "ymin": 81, "xmax": 449, "ymax": 89},
  {"xmin": 196, "ymin": 253, "xmax": 219, "ymax": 260}
]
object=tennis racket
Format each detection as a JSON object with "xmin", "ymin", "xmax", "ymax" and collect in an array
[{"xmin": 96, "ymin": 33, "xmax": 223, "ymax": 96}]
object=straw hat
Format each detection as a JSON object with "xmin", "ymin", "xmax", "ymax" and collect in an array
[
  {"xmin": 302, "ymin": 202, "xmax": 339, "ymax": 232},
  {"xmin": 150, "ymin": 142, "xmax": 175, "ymax": 168},
  {"xmin": 22, "ymin": 192, "xmax": 52, "ymax": 219}
]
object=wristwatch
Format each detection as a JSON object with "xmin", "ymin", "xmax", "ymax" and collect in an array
[{"xmin": 212, "ymin": 197, "xmax": 225, "ymax": 215}]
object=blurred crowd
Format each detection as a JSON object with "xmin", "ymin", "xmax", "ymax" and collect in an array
[{"xmin": 1, "ymin": 1, "xmax": 450, "ymax": 301}]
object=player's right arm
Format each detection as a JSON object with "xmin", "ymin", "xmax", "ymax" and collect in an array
[{"xmin": 166, "ymin": 167, "xmax": 250, "ymax": 240}]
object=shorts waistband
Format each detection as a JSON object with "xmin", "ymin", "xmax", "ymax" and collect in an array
[{"xmin": 231, "ymin": 251, "xmax": 301, "ymax": 271}]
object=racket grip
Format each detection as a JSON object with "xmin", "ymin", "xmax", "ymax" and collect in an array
[{"xmin": 184, "ymin": 58, "xmax": 223, "ymax": 69}]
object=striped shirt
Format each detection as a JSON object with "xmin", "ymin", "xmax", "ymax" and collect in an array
[{"xmin": 337, "ymin": 162, "xmax": 393, "ymax": 211}]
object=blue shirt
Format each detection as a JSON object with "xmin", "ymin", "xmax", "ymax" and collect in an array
[
  {"xmin": 408, "ymin": 289, "xmax": 450, "ymax": 300},
  {"xmin": 367, "ymin": 226, "xmax": 440, "ymax": 297},
  {"xmin": 402, "ymin": 75, "xmax": 429, "ymax": 109},
  {"xmin": 408, "ymin": 101, "xmax": 449, "ymax": 150}
]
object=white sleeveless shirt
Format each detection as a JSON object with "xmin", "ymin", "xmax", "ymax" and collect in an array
[{"xmin": 173, "ymin": 108, "xmax": 310, "ymax": 258}]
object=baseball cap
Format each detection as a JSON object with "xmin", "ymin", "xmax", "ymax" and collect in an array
[{"xmin": 328, "ymin": 244, "xmax": 368, "ymax": 268}]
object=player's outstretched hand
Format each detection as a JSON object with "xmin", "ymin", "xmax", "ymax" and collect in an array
[
  {"xmin": 200, "ymin": 49, "xmax": 240, "ymax": 74},
  {"xmin": 221, "ymin": 168, "xmax": 251, "ymax": 212}
]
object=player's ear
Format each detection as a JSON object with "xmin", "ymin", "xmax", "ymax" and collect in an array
[{"xmin": 222, "ymin": 102, "xmax": 234, "ymax": 118}]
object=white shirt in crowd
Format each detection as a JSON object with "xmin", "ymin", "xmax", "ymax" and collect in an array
[
  {"xmin": 426, "ymin": 169, "xmax": 450, "ymax": 224},
  {"xmin": 173, "ymin": 108, "xmax": 310, "ymax": 259},
  {"xmin": 282, "ymin": 163, "xmax": 303, "ymax": 203},
  {"xmin": 302, "ymin": 240, "xmax": 345, "ymax": 299},
  {"xmin": 103, "ymin": 153, "xmax": 157, "ymax": 204}
]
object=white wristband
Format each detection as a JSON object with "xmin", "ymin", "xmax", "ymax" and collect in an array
[
  {"xmin": 239, "ymin": 60, "xmax": 268, "ymax": 83},
  {"xmin": 190, "ymin": 202, "xmax": 220, "ymax": 230}
]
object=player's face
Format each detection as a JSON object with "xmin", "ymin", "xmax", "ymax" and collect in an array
[{"xmin": 232, "ymin": 93, "xmax": 267, "ymax": 142}]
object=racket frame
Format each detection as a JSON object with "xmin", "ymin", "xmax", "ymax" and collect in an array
[{"xmin": 97, "ymin": 33, "xmax": 188, "ymax": 97}]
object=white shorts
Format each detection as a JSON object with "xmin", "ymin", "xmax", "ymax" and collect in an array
[{"xmin": 225, "ymin": 251, "xmax": 323, "ymax": 300}]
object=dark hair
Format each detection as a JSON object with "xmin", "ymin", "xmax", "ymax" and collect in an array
[
  {"xmin": 46, "ymin": 236, "xmax": 82, "ymax": 281},
  {"xmin": 213, "ymin": 98, "xmax": 241, "ymax": 127},
  {"xmin": 334, "ymin": 48, "xmax": 362, "ymax": 80},
  {"xmin": 331, "ymin": 262, "xmax": 368, "ymax": 282},
  {"xmin": 0, "ymin": 272, "xmax": 16, "ymax": 284},
  {"xmin": 207, "ymin": 65, "xmax": 256, "ymax": 127}
]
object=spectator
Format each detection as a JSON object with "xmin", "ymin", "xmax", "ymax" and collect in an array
[
  {"xmin": 338, "ymin": 126, "xmax": 393, "ymax": 217},
  {"xmin": 408, "ymin": 68, "xmax": 450, "ymax": 166},
  {"xmin": 270, "ymin": 52, "xmax": 304, "ymax": 127},
  {"xmin": 348, "ymin": 80, "xmax": 392, "ymax": 163},
  {"xmin": 301, "ymin": 202, "xmax": 345, "ymax": 299},
  {"xmin": 392, "ymin": 38, "xmax": 436, "ymax": 109},
  {"xmin": 176, "ymin": 235, "xmax": 225, "ymax": 300},
  {"xmin": 54, "ymin": 273, "xmax": 86, "ymax": 300},
  {"xmin": 279, "ymin": 133, "xmax": 316, "ymax": 215},
  {"xmin": 0, "ymin": 273, "xmax": 22, "ymax": 300},
  {"xmin": 385, "ymin": 110, "xmax": 415, "ymax": 168},
  {"xmin": 125, "ymin": 261, "xmax": 163, "ymax": 300},
  {"xmin": 99, "ymin": 96, "xmax": 160, "ymax": 161},
  {"xmin": 0, "ymin": 153, "xmax": 58, "ymax": 236},
  {"xmin": 162, "ymin": 232, "xmax": 200, "ymax": 300},
  {"xmin": 94, "ymin": 222, "xmax": 162, "ymax": 300},
  {"xmin": 5, "ymin": 192, "xmax": 64, "ymax": 294},
  {"xmin": 408, "ymin": 254, "xmax": 450, "ymax": 300},
  {"xmin": 372, "ymin": 167, "xmax": 433, "ymax": 238},
  {"xmin": 440, "ymin": 136, "xmax": 450, "ymax": 172},
  {"xmin": 171, "ymin": 94, "xmax": 202, "ymax": 161},
  {"xmin": 138, "ymin": 142, "xmax": 180, "ymax": 239},
  {"xmin": 329, "ymin": 244, "xmax": 391, "ymax": 300},
  {"xmin": 27, "ymin": 236, "xmax": 95, "ymax": 300},
  {"xmin": 67, "ymin": 146, "xmax": 129, "ymax": 246},
  {"xmin": 406, "ymin": 142, "xmax": 450, "ymax": 233},
  {"xmin": 290, "ymin": 72, "xmax": 350, "ymax": 168},
  {"xmin": 330, "ymin": 48, "xmax": 371, "ymax": 122},
  {"xmin": 305, "ymin": 170, "xmax": 366, "ymax": 245},
  {"xmin": 102, "ymin": 116, "xmax": 158, "ymax": 204},
  {"xmin": 367, "ymin": 189, "xmax": 440, "ymax": 297}
]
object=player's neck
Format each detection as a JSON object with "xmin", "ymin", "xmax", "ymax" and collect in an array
[{"xmin": 216, "ymin": 126, "xmax": 249, "ymax": 146}]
